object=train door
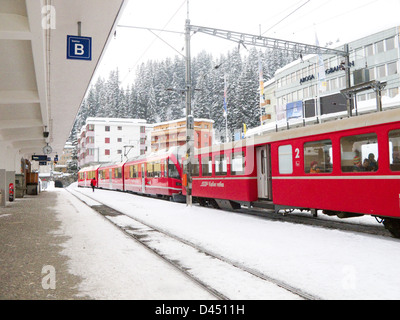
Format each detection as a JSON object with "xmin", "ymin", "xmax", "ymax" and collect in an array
[
  {"xmin": 109, "ymin": 168, "xmax": 112, "ymax": 189},
  {"xmin": 256, "ymin": 145, "xmax": 272, "ymax": 200},
  {"xmin": 141, "ymin": 164, "xmax": 145, "ymax": 193}
]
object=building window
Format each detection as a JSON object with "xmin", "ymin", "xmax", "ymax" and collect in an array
[
  {"xmin": 387, "ymin": 62, "xmax": 398, "ymax": 76},
  {"xmin": 105, "ymin": 126, "xmax": 110, "ymax": 132},
  {"xmin": 365, "ymin": 44, "xmax": 374, "ymax": 57},
  {"xmin": 341, "ymin": 133, "xmax": 378, "ymax": 173},
  {"xmin": 355, "ymin": 47, "xmax": 364, "ymax": 58},
  {"xmin": 375, "ymin": 40, "xmax": 385, "ymax": 54},
  {"xmin": 117, "ymin": 150, "xmax": 122, "ymax": 154},
  {"xmin": 369, "ymin": 68, "xmax": 376, "ymax": 80},
  {"xmin": 330, "ymin": 78, "xmax": 338, "ymax": 91},
  {"xmin": 105, "ymin": 149, "xmax": 110, "ymax": 156},
  {"xmin": 117, "ymin": 138, "xmax": 122, "ymax": 143},
  {"xmin": 386, "ymin": 37, "xmax": 396, "ymax": 51},
  {"xmin": 118, "ymin": 126, "xmax": 122, "ymax": 131},
  {"xmin": 377, "ymin": 65, "xmax": 386, "ymax": 78},
  {"xmin": 105, "ymin": 137, "xmax": 110, "ymax": 144},
  {"xmin": 389, "ymin": 87, "xmax": 399, "ymax": 98}
]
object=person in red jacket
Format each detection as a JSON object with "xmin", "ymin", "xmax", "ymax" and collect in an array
[{"xmin": 90, "ymin": 177, "xmax": 96, "ymax": 192}]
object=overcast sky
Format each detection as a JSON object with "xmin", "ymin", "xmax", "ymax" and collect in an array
[{"xmin": 94, "ymin": 0, "xmax": 400, "ymax": 86}]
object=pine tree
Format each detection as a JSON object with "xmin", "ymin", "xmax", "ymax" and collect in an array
[{"xmin": 68, "ymin": 46, "xmax": 299, "ymax": 142}]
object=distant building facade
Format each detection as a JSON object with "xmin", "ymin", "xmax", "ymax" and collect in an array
[
  {"xmin": 77, "ymin": 118, "xmax": 152, "ymax": 167},
  {"xmin": 261, "ymin": 26, "xmax": 400, "ymax": 127},
  {"xmin": 151, "ymin": 118, "xmax": 214, "ymax": 153},
  {"xmin": 54, "ymin": 141, "xmax": 75, "ymax": 173}
]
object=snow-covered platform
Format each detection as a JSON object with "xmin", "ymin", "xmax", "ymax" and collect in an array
[
  {"xmin": 0, "ymin": 186, "xmax": 215, "ymax": 300},
  {"xmin": 2, "ymin": 182, "xmax": 400, "ymax": 301}
]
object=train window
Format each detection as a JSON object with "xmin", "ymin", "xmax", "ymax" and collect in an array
[
  {"xmin": 389, "ymin": 130, "xmax": 400, "ymax": 172},
  {"xmin": 147, "ymin": 162, "xmax": 154, "ymax": 178},
  {"xmin": 304, "ymin": 140, "xmax": 333, "ymax": 174},
  {"xmin": 278, "ymin": 145, "xmax": 293, "ymax": 174},
  {"xmin": 231, "ymin": 152, "xmax": 245, "ymax": 175},
  {"xmin": 215, "ymin": 154, "xmax": 227, "ymax": 176},
  {"xmin": 168, "ymin": 159, "xmax": 180, "ymax": 179},
  {"xmin": 341, "ymin": 133, "xmax": 379, "ymax": 173},
  {"xmin": 153, "ymin": 161, "xmax": 161, "ymax": 178},
  {"xmin": 201, "ymin": 156, "xmax": 212, "ymax": 176},
  {"xmin": 114, "ymin": 168, "xmax": 122, "ymax": 179},
  {"xmin": 163, "ymin": 160, "xmax": 168, "ymax": 177},
  {"xmin": 192, "ymin": 157, "xmax": 199, "ymax": 177},
  {"xmin": 129, "ymin": 165, "xmax": 138, "ymax": 178}
]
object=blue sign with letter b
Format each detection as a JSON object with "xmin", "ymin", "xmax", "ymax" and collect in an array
[{"xmin": 67, "ymin": 35, "xmax": 92, "ymax": 61}]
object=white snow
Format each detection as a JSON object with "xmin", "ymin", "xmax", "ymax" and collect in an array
[{"xmin": 55, "ymin": 182, "xmax": 400, "ymax": 300}]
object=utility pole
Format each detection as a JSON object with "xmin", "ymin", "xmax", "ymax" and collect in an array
[
  {"xmin": 181, "ymin": 21, "xmax": 353, "ymax": 206},
  {"xmin": 344, "ymin": 44, "xmax": 353, "ymax": 117},
  {"xmin": 185, "ymin": 4, "xmax": 193, "ymax": 206}
]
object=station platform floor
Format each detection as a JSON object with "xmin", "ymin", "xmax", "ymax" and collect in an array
[{"xmin": 0, "ymin": 187, "xmax": 214, "ymax": 300}]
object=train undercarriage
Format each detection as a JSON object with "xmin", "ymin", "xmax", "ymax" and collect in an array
[{"xmin": 195, "ymin": 196, "xmax": 400, "ymax": 239}]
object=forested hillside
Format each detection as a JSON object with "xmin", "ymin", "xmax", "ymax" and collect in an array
[{"xmin": 70, "ymin": 47, "xmax": 298, "ymax": 141}]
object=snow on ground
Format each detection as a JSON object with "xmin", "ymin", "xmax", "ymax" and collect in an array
[
  {"xmin": 51, "ymin": 184, "xmax": 215, "ymax": 300},
  {"xmin": 63, "ymin": 182, "xmax": 400, "ymax": 300}
]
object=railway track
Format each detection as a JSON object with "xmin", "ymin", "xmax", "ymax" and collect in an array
[
  {"xmin": 68, "ymin": 188, "xmax": 321, "ymax": 300},
  {"xmin": 237, "ymin": 206, "xmax": 392, "ymax": 238}
]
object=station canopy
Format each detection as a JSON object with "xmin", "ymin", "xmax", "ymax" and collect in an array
[{"xmin": 0, "ymin": 0, "xmax": 126, "ymax": 157}]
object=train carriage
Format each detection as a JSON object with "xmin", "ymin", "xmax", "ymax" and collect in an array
[
  {"xmin": 188, "ymin": 142, "xmax": 258, "ymax": 209},
  {"xmin": 190, "ymin": 108, "xmax": 400, "ymax": 236},
  {"xmin": 267, "ymin": 109, "xmax": 400, "ymax": 221},
  {"xmin": 77, "ymin": 165, "xmax": 99, "ymax": 188},
  {"xmin": 97, "ymin": 162, "xmax": 124, "ymax": 191},
  {"xmin": 124, "ymin": 148, "xmax": 184, "ymax": 200}
]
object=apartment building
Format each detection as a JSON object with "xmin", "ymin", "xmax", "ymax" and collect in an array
[
  {"xmin": 77, "ymin": 118, "xmax": 152, "ymax": 167},
  {"xmin": 151, "ymin": 118, "xmax": 214, "ymax": 152}
]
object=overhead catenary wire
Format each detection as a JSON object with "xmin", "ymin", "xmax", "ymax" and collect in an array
[
  {"xmin": 120, "ymin": 0, "xmax": 187, "ymax": 85},
  {"xmin": 261, "ymin": 0, "xmax": 312, "ymax": 36},
  {"xmin": 273, "ymin": 0, "xmax": 379, "ymax": 41}
]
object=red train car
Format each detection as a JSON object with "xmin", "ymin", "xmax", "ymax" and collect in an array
[
  {"xmin": 77, "ymin": 165, "xmax": 99, "ymax": 188},
  {"xmin": 123, "ymin": 148, "xmax": 185, "ymax": 201},
  {"xmin": 189, "ymin": 108, "xmax": 400, "ymax": 237},
  {"xmin": 187, "ymin": 141, "xmax": 258, "ymax": 209},
  {"xmin": 97, "ymin": 162, "xmax": 124, "ymax": 191}
]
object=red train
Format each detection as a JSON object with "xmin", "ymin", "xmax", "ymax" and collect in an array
[
  {"xmin": 78, "ymin": 148, "xmax": 185, "ymax": 202},
  {"xmin": 78, "ymin": 108, "xmax": 400, "ymax": 238}
]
